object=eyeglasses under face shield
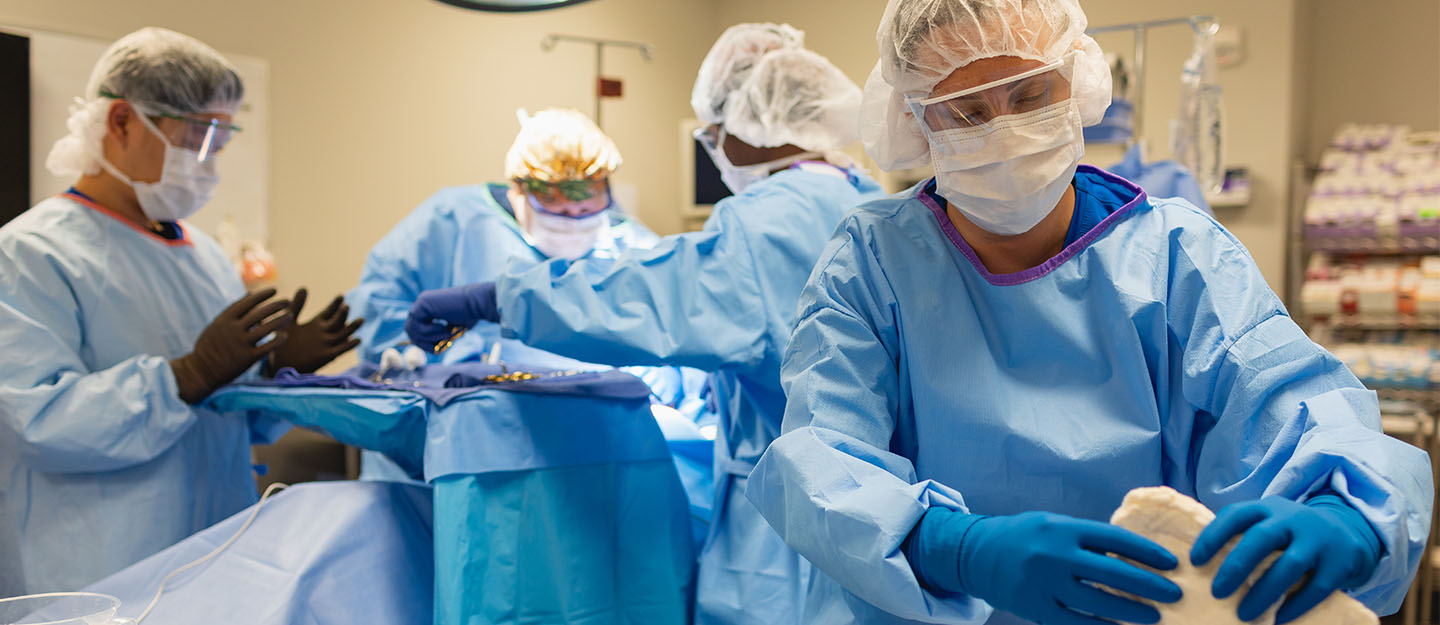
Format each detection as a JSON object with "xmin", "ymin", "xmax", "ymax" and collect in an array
[
  {"xmin": 101, "ymin": 91, "xmax": 242, "ymax": 163},
  {"xmin": 154, "ymin": 113, "xmax": 241, "ymax": 163},
  {"xmin": 906, "ymin": 53, "xmax": 1077, "ymax": 136}
]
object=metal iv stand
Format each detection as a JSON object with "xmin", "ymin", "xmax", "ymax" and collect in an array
[
  {"xmin": 540, "ymin": 34, "xmax": 654, "ymax": 129},
  {"xmin": 1087, "ymin": 15, "xmax": 1218, "ymax": 156}
]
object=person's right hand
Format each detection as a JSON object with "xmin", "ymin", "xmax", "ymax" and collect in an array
[
  {"xmin": 960, "ymin": 511, "xmax": 1183, "ymax": 625},
  {"xmin": 405, "ymin": 282, "xmax": 499, "ymax": 352},
  {"xmin": 171, "ymin": 289, "xmax": 294, "ymax": 404}
]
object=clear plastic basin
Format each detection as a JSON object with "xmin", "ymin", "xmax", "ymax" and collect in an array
[{"xmin": 0, "ymin": 592, "xmax": 129, "ymax": 625}]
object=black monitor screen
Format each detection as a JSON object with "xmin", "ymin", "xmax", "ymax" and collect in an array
[{"xmin": 694, "ymin": 139, "xmax": 732, "ymax": 205}]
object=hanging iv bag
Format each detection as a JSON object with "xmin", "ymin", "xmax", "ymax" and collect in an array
[{"xmin": 1171, "ymin": 23, "xmax": 1225, "ymax": 197}]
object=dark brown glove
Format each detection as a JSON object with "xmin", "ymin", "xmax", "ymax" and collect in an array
[
  {"xmin": 171, "ymin": 289, "xmax": 294, "ymax": 404},
  {"xmin": 265, "ymin": 288, "xmax": 363, "ymax": 375}
]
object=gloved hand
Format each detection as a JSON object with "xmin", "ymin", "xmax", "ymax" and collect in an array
[
  {"xmin": 909, "ymin": 508, "xmax": 1182, "ymax": 625},
  {"xmin": 171, "ymin": 289, "xmax": 294, "ymax": 404},
  {"xmin": 405, "ymin": 282, "xmax": 499, "ymax": 352},
  {"xmin": 1191, "ymin": 495, "xmax": 1383, "ymax": 624},
  {"xmin": 265, "ymin": 288, "xmax": 364, "ymax": 375}
]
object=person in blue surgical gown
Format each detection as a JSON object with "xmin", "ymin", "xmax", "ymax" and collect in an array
[
  {"xmin": 745, "ymin": 2, "xmax": 1434, "ymax": 625},
  {"xmin": 404, "ymin": 27, "xmax": 886, "ymax": 625},
  {"xmin": 0, "ymin": 27, "xmax": 358, "ymax": 596},
  {"xmin": 348, "ymin": 108, "xmax": 712, "ymax": 482}
]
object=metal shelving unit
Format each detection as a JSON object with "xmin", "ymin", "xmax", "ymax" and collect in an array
[{"xmin": 1289, "ymin": 132, "xmax": 1440, "ymax": 622}]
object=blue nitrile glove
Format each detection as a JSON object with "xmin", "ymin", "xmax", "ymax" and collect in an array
[
  {"xmin": 905, "ymin": 507, "xmax": 1183, "ymax": 625},
  {"xmin": 1190, "ymin": 494, "xmax": 1384, "ymax": 624},
  {"xmin": 404, "ymin": 282, "xmax": 499, "ymax": 351}
]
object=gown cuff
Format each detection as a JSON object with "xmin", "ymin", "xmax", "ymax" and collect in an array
[
  {"xmin": 902, "ymin": 506, "xmax": 984, "ymax": 595},
  {"xmin": 1306, "ymin": 491, "xmax": 1385, "ymax": 583}
]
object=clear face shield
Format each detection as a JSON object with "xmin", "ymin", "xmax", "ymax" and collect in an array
[
  {"xmin": 156, "ymin": 114, "xmax": 240, "ymax": 163},
  {"xmin": 99, "ymin": 90, "xmax": 241, "ymax": 163},
  {"xmin": 905, "ymin": 52, "xmax": 1076, "ymax": 138}
]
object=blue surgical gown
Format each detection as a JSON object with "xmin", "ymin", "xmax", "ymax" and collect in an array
[
  {"xmin": 1107, "ymin": 144, "xmax": 1211, "ymax": 215},
  {"xmin": 0, "ymin": 194, "xmax": 288, "ymax": 596},
  {"xmin": 495, "ymin": 166, "xmax": 886, "ymax": 625},
  {"xmin": 748, "ymin": 166, "xmax": 1434, "ymax": 625},
  {"xmin": 348, "ymin": 183, "xmax": 661, "ymax": 367},
  {"xmin": 346, "ymin": 183, "xmax": 709, "ymax": 480}
]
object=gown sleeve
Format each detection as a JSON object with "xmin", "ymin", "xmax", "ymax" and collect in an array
[
  {"xmin": 497, "ymin": 203, "xmax": 770, "ymax": 371},
  {"xmin": 747, "ymin": 216, "xmax": 993, "ymax": 624},
  {"xmin": 1167, "ymin": 218, "xmax": 1433, "ymax": 614},
  {"xmin": 0, "ymin": 239, "xmax": 199, "ymax": 474}
]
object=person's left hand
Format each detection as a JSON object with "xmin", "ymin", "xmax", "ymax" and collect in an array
[
  {"xmin": 1191, "ymin": 495, "xmax": 1383, "ymax": 624},
  {"xmin": 266, "ymin": 288, "xmax": 363, "ymax": 375}
]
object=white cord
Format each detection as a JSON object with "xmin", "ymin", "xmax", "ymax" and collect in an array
[{"xmin": 133, "ymin": 482, "xmax": 289, "ymax": 624}]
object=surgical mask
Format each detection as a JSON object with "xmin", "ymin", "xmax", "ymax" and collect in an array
[
  {"xmin": 697, "ymin": 127, "xmax": 820, "ymax": 194},
  {"xmin": 526, "ymin": 202, "xmax": 610, "ymax": 260},
  {"xmin": 97, "ymin": 111, "xmax": 220, "ymax": 223},
  {"xmin": 927, "ymin": 101, "xmax": 1084, "ymax": 235}
]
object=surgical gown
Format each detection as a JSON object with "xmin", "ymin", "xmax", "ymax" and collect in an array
[
  {"xmin": 747, "ymin": 166, "xmax": 1434, "ymax": 625},
  {"xmin": 346, "ymin": 183, "xmax": 709, "ymax": 481},
  {"xmin": 496, "ymin": 166, "xmax": 886, "ymax": 625},
  {"xmin": 349, "ymin": 183, "xmax": 660, "ymax": 366},
  {"xmin": 0, "ymin": 193, "xmax": 288, "ymax": 596}
]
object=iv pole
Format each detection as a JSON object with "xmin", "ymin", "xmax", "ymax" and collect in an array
[
  {"xmin": 540, "ymin": 34, "xmax": 654, "ymax": 129},
  {"xmin": 1087, "ymin": 15, "xmax": 1217, "ymax": 150}
]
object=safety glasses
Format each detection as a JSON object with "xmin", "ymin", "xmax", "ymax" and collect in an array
[
  {"xmin": 524, "ymin": 178, "xmax": 613, "ymax": 217},
  {"xmin": 694, "ymin": 125, "xmax": 722, "ymax": 156},
  {"xmin": 100, "ymin": 91, "xmax": 241, "ymax": 163},
  {"xmin": 906, "ymin": 53, "xmax": 1076, "ymax": 135},
  {"xmin": 694, "ymin": 125, "xmax": 744, "ymax": 168},
  {"xmin": 154, "ymin": 113, "xmax": 242, "ymax": 162}
]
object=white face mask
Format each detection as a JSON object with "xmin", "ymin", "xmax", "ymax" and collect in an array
[
  {"xmin": 98, "ymin": 112, "xmax": 220, "ymax": 223},
  {"xmin": 928, "ymin": 101, "xmax": 1085, "ymax": 235},
  {"xmin": 526, "ymin": 205, "xmax": 610, "ymax": 260},
  {"xmin": 702, "ymin": 128, "xmax": 821, "ymax": 195}
]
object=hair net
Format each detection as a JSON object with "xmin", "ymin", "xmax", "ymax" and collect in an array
[
  {"xmin": 690, "ymin": 23, "xmax": 804, "ymax": 125},
  {"xmin": 46, "ymin": 27, "xmax": 245, "ymax": 178},
  {"xmin": 862, "ymin": 0, "xmax": 1111, "ymax": 171},
  {"xmin": 721, "ymin": 48, "xmax": 862, "ymax": 154},
  {"xmin": 504, "ymin": 108, "xmax": 622, "ymax": 185}
]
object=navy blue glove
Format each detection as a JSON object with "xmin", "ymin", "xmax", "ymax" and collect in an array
[
  {"xmin": 405, "ymin": 282, "xmax": 499, "ymax": 352},
  {"xmin": 906, "ymin": 508, "xmax": 1182, "ymax": 625},
  {"xmin": 1191, "ymin": 494, "xmax": 1383, "ymax": 624}
]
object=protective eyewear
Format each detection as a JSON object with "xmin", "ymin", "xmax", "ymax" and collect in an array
[
  {"xmin": 519, "ymin": 176, "xmax": 608, "ymax": 202},
  {"xmin": 99, "ymin": 91, "xmax": 241, "ymax": 162},
  {"xmin": 906, "ymin": 53, "xmax": 1075, "ymax": 134},
  {"xmin": 693, "ymin": 125, "xmax": 738, "ymax": 166},
  {"xmin": 153, "ymin": 113, "xmax": 241, "ymax": 162},
  {"xmin": 694, "ymin": 125, "xmax": 721, "ymax": 153},
  {"xmin": 525, "ymin": 179, "xmax": 613, "ymax": 217}
]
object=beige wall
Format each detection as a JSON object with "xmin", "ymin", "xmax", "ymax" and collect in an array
[
  {"xmin": 1, "ymin": 0, "xmax": 716, "ymax": 310},
  {"xmin": 1303, "ymin": 0, "xmax": 1440, "ymax": 162}
]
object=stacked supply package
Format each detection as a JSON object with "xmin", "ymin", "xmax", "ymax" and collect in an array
[{"xmin": 1300, "ymin": 125, "xmax": 1440, "ymax": 411}]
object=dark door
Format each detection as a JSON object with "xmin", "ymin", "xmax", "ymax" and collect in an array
[{"xmin": 0, "ymin": 31, "xmax": 29, "ymax": 226}]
